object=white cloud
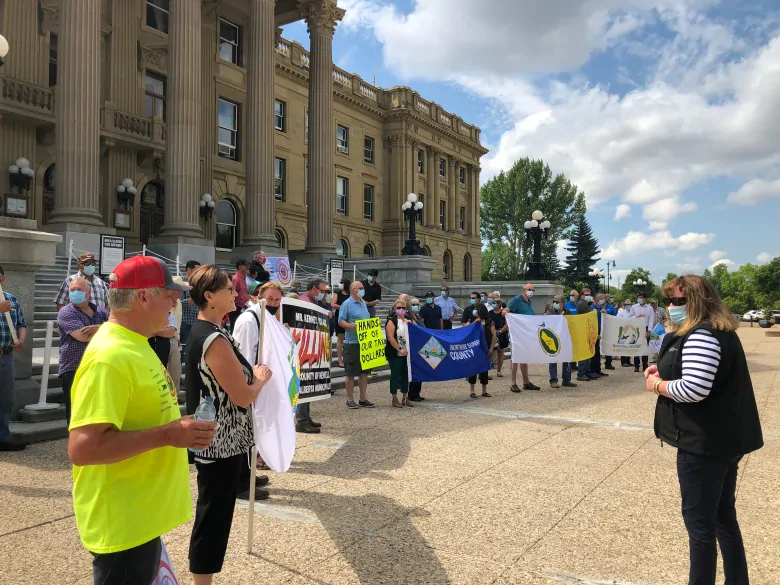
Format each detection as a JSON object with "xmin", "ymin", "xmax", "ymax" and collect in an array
[
  {"xmin": 756, "ymin": 252, "xmax": 774, "ymax": 264},
  {"xmin": 642, "ymin": 196, "xmax": 697, "ymax": 230},
  {"xmin": 614, "ymin": 204, "xmax": 631, "ymax": 220},
  {"xmin": 676, "ymin": 262, "xmax": 704, "ymax": 274},
  {"xmin": 709, "ymin": 258, "xmax": 737, "ymax": 270},
  {"xmin": 601, "ymin": 230, "xmax": 714, "ymax": 260},
  {"xmin": 342, "ymin": 1, "xmax": 780, "ymax": 208},
  {"xmin": 709, "ymin": 250, "xmax": 727, "ymax": 261},
  {"xmin": 727, "ymin": 179, "xmax": 780, "ymax": 205}
]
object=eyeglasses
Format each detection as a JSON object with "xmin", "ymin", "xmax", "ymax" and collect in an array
[
  {"xmin": 662, "ymin": 297, "xmax": 687, "ymax": 306},
  {"xmin": 222, "ymin": 286, "xmax": 234, "ymax": 293}
]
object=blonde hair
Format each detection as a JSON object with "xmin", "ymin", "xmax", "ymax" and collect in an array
[
  {"xmin": 662, "ymin": 274, "xmax": 738, "ymax": 336},
  {"xmin": 285, "ymin": 292, "xmax": 299, "ymax": 299},
  {"xmin": 257, "ymin": 281, "xmax": 283, "ymax": 297}
]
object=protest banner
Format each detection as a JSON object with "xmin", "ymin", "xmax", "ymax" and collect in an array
[
  {"xmin": 505, "ymin": 311, "xmax": 598, "ymax": 364},
  {"xmin": 565, "ymin": 311, "xmax": 599, "ymax": 362},
  {"xmin": 154, "ymin": 541, "xmax": 179, "ymax": 584},
  {"xmin": 356, "ymin": 317, "xmax": 387, "ymax": 370},
  {"xmin": 408, "ymin": 322, "xmax": 491, "ymax": 382},
  {"xmin": 281, "ymin": 298, "xmax": 331, "ymax": 403},
  {"xmin": 263, "ymin": 256, "xmax": 292, "ymax": 285},
  {"xmin": 648, "ymin": 323, "xmax": 666, "ymax": 362},
  {"xmin": 599, "ymin": 314, "xmax": 648, "ymax": 357}
]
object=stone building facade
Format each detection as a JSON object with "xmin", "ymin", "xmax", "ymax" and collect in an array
[{"xmin": 0, "ymin": 0, "xmax": 486, "ymax": 281}]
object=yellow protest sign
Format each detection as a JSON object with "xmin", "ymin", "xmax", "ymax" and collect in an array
[
  {"xmin": 356, "ymin": 318, "xmax": 387, "ymax": 370},
  {"xmin": 565, "ymin": 311, "xmax": 599, "ymax": 362}
]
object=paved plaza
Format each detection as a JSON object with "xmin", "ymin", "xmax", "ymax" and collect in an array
[{"xmin": 1, "ymin": 326, "xmax": 778, "ymax": 585}]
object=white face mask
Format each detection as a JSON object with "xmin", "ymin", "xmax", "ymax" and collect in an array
[{"xmin": 526, "ymin": 290, "xmax": 535, "ymax": 298}]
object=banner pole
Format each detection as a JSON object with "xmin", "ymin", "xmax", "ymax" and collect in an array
[
  {"xmin": 247, "ymin": 298, "xmax": 267, "ymax": 555},
  {"xmin": 0, "ymin": 283, "xmax": 19, "ymax": 345}
]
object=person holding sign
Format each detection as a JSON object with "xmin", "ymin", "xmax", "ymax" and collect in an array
[
  {"xmin": 338, "ymin": 281, "xmax": 375, "ymax": 410},
  {"xmin": 465, "ymin": 303, "xmax": 496, "ymax": 399},
  {"xmin": 385, "ymin": 299, "xmax": 412, "ymax": 408}
]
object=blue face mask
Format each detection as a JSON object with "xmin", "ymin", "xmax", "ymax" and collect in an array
[
  {"xmin": 440, "ymin": 291, "xmax": 447, "ymax": 298},
  {"xmin": 411, "ymin": 305, "xmax": 420, "ymax": 313},
  {"xmin": 639, "ymin": 298, "xmax": 646, "ymax": 305},
  {"xmin": 553, "ymin": 302, "xmax": 560, "ymax": 310},
  {"xmin": 569, "ymin": 295, "xmax": 575, "ymax": 303},
  {"xmin": 69, "ymin": 290, "xmax": 87, "ymax": 305},
  {"xmin": 480, "ymin": 296, "xmax": 485, "ymax": 301},
  {"xmin": 316, "ymin": 292, "xmax": 325, "ymax": 301},
  {"xmin": 669, "ymin": 305, "xmax": 687, "ymax": 324},
  {"xmin": 426, "ymin": 297, "xmax": 433, "ymax": 304},
  {"xmin": 472, "ymin": 309, "xmax": 477, "ymax": 316},
  {"xmin": 357, "ymin": 289, "xmax": 365, "ymax": 298},
  {"xmin": 470, "ymin": 298, "xmax": 477, "ymax": 304},
  {"xmin": 83, "ymin": 265, "xmax": 96, "ymax": 276},
  {"xmin": 585, "ymin": 295, "xmax": 593, "ymax": 303},
  {"xmin": 486, "ymin": 302, "xmax": 494, "ymax": 310},
  {"xmin": 368, "ymin": 276, "xmax": 374, "ymax": 282},
  {"xmin": 598, "ymin": 299, "xmax": 605, "ymax": 306}
]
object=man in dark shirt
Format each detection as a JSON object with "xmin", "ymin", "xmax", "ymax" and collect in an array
[
  {"xmin": 575, "ymin": 287, "xmax": 600, "ymax": 382},
  {"xmin": 490, "ymin": 302, "xmax": 508, "ymax": 377},
  {"xmin": 462, "ymin": 291, "xmax": 480, "ymax": 324},
  {"xmin": 418, "ymin": 291, "xmax": 443, "ymax": 329},
  {"xmin": 361, "ymin": 269, "xmax": 382, "ymax": 318}
]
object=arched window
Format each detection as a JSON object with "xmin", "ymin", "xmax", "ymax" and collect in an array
[
  {"xmin": 443, "ymin": 250, "xmax": 452, "ymax": 281},
  {"xmin": 215, "ymin": 199, "xmax": 237, "ymax": 249},
  {"xmin": 336, "ymin": 239, "xmax": 349, "ymax": 258},
  {"xmin": 275, "ymin": 228, "xmax": 286, "ymax": 249},
  {"xmin": 363, "ymin": 242, "xmax": 375, "ymax": 258},
  {"xmin": 463, "ymin": 254, "xmax": 472, "ymax": 281},
  {"xmin": 422, "ymin": 245, "xmax": 431, "ymax": 257}
]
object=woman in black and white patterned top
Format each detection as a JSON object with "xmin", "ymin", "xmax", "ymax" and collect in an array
[{"xmin": 184, "ymin": 265, "xmax": 272, "ymax": 584}]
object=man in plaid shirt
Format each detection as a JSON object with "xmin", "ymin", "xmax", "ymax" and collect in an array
[
  {"xmin": 0, "ymin": 265, "xmax": 28, "ymax": 451},
  {"xmin": 179, "ymin": 260, "xmax": 201, "ymax": 345},
  {"xmin": 55, "ymin": 252, "xmax": 109, "ymax": 311}
]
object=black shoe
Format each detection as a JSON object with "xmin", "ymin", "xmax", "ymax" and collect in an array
[
  {"xmin": 0, "ymin": 442, "xmax": 27, "ymax": 451},
  {"xmin": 587, "ymin": 374, "xmax": 600, "ymax": 380},
  {"xmin": 296, "ymin": 422, "xmax": 321, "ymax": 433},
  {"xmin": 562, "ymin": 381, "xmax": 578, "ymax": 388},
  {"xmin": 418, "ymin": 396, "xmax": 426, "ymax": 401},
  {"xmin": 523, "ymin": 383, "xmax": 541, "ymax": 391},
  {"xmin": 308, "ymin": 419, "xmax": 322, "ymax": 428},
  {"xmin": 634, "ymin": 367, "xmax": 641, "ymax": 372},
  {"xmin": 605, "ymin": 365, "xmax": 616, "ymax": 370},
  {"xmin": 622, "ymin": 363, "xmax": 631, "ymax": 367},
  {"xmin": 237, "ymin": 487, "xmax": 270, "ymax": 501},
  {"xmin": 576, "ymin": 376, "xmax": 590, "ymax": 382},
  {"xmin": 408, "ymin": 397, "xmax": 423, "ymax": 402},
  {"xmin": 358, "ymin": 399, "xmax": 375, "ymax": 408},
  {"xmin": 510, "ymin": 384, "xmax": 522, "ymax": 393},
  {"xmin": 595, "ymin": 372, "xmax": 609, "ymax": 377}
]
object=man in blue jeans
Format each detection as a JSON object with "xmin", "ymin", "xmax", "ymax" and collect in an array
[
  {"xmin": 544, "ymin": 295, "xmax": 577, "ymax": 389},
  {"xmin": 0, "ymin": 265, "xmax": 28, "ymax": 451},
  {"xmin": 575, "ymin": 288, "xmax": 600, "ymax": 381}
]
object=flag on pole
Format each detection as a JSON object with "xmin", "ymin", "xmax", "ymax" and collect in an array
[
  {"xmin": 599, "ymin": 314, "xmax": 648, "ymax": 357},
  {"xmin": 407, "ymin": 322, "xmax": 491, "ymax": 382},
  {"xmin": 565, "ymin": 311, "xmax": 599, "ymax": 362},
  {"xmin": 506, "ymin": 314, "xmax": 573, "ymax": 364},
  {"xmin": 253, "ymin": 311, "xmax": 299, "ymax": 473}
]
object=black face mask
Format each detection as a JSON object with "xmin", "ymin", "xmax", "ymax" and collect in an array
[{"xmin": 266, "ymin": 305, "xmax": 279, "ymax": 315}]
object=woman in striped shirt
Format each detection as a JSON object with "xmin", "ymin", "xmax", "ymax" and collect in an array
[{"xmin": 644, "ymin": 275, "xmax": 763, "ymax": 585}]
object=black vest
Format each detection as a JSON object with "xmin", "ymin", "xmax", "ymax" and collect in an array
[{"xmin": 654, "ymin": 323, "xmax": 763, "ymax": 457}]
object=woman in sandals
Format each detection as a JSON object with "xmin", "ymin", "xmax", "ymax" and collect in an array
[
  {"xmin": 385, "ymin": 299, "xmax": 413, "ymax": 407},
  {"xmin": 466, "ymin": 303, "xmax": 496, "ymax": 399}
]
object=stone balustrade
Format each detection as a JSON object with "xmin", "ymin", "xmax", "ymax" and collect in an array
[
  {"xmin": 0, "ymin": 78, "xmax": 55, "ymax": 119},
  {"xmin": 100, "ymin": 104, "xmax": 166, "ymax": 148}
]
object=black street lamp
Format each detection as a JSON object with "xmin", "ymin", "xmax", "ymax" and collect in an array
[
  {"xmin": 524, "ymin": 210, "xmax": 551, "ymax": 280},
  {"xmin": 401, "ymin": 192, "xmax": 424, "ymax": 256},
  {"xmin": 606, "ymin": 260, "xmax": 616, "ymax": 294}
]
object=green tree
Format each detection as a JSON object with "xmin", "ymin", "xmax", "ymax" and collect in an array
[
  {"xmin": 663, "ymin": 272, "xmax": 678, "ymax": 285},
  {"xmin": 480, "ymin": 157, "xmax": 584, "ymax": 281},
  {"xmin": 754, "ymin": 257, "xmax": 780, "ymax": 313},
  {"xmin": 562, "ymin": 214, "xmax": 600, "ymax": 289},
  {"xmin": 620, "ymin": 267, "xmax": 657, "ymax": 300}
]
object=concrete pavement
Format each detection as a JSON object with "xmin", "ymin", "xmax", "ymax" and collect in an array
[{"xmin": 1, "ymin": 327, "xmax": 777, "ymax": 584}]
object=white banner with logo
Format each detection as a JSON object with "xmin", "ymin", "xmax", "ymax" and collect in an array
[
  {"xmin": 599, "ymin": 314, "xmax": 648, "ymax": 356},
  {"xmin": 506, "ymin": 314, "xmax": 573, "ymax": 364}
]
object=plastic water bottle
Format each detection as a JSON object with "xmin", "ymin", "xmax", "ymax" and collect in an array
[{"xmin": 188, "ymin": 397, "xmax": 216, "ymax": 453}]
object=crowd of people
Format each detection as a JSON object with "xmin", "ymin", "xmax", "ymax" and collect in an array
[{"xmin": 0, "ymin": 250, "xmax": 765, "ymax": 585}]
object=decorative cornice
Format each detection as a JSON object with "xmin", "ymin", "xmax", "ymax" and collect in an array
[
  {"xmin": 38, "ymin": 1, "xmax": 58, "ymax": 36},
  {"xmin": 137, "ymin": 41, "xmax": 168, "ymax": 72},
  {"xmin": 202, "ymin": 0, "xmax": 222, "ymax": 19},
  {"xmin": 405, "ymin": 131, "xmax": 418, "ymax": 147},
  {"xmin": 299, "ymin": 0, "xmax": 346, "ymax": 36}
]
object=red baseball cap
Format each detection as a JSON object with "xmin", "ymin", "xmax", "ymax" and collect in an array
[{"xmin": 110, "ymin": 256, "xmax": 192, "ymax": 291}]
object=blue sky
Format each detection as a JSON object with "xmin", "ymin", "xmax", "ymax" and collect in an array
[{"xmin": 283, "ymin": 0, "xmax": 780, "ymax": 283}]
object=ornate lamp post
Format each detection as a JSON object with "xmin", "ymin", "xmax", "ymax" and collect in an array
[
  {"xmin": 0, "ymin": 34, "xmax": 8, "ymax": 68},
  {"xmin": 523, "ymin": 210, "xmax": 551, "ymax": 279},
  {"xmin": 605, "ymin": 260, "xmax": 616, "ymax": 294},
  {"xmin": 401, "ymin": 192, "xmax": 424, "ymax": 256},
  {"xmin": 633, "ymin": 278, "xmax": 647, "ymax": 293}
]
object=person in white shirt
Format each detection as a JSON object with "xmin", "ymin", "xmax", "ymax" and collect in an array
[
  {"xmin": 617, "ymin": 300, "xmax": 633, "ymax": 367},
  {"xmin": 630, "ymin": 292, "xmax": 655, "ymax": 373}
]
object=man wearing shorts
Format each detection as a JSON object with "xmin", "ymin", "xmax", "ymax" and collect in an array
[
  {"xmin": 68, "ymin": 256, "xmax": 216, "ymax": 585},
  {"xmin": 337, "ymin": 281, "xmax": 375, "ymax": 409}
]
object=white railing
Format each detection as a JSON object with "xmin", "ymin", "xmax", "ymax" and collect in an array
[
  {"xmin": 333, "ymin": 68, "xmax": 350, "ymax": 86},
  {"xmin": 415, "ymin": 98, "xmax": 430, "ymax": 115}
]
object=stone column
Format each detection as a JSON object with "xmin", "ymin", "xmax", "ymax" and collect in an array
[
  {"xmin": 447, "ymin": 158, "xmax": 458, "ymax": 232},
  {"xmin": 302, "ymin": 0, "xmax": 345, "ymax": 257},
  {"xmin": 425, "ymin": 146, "xmax": 438, "ymax": 227},
  {"xmin": 466, "ymin": 164, "xmax": 474, "ymax": 236},
  {"xmin": 48, "ymin": 0, "xmax": 104, "ymax": 228},
  {"xmin": 243, "ymin": 0, "xmax": 278, "ymax": 249},
  {"xmin": 474, "ymin": 165, "xmax": 481, "ymax": 236},
  {"xmin": 406, "ymin": 133, "xmax": 417, "ymax": 196},
  {"xmin": 159, "ymin": 0, "xmax": 203, "ymax": 240}
]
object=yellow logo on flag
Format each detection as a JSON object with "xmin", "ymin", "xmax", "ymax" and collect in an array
[
  {"xmin": 565, "ymin": 311, "xmax": 599, "ymax": 362},
  {"xmin": 537, "ymin": 325, "xmax": 561, "ymax": 356}
]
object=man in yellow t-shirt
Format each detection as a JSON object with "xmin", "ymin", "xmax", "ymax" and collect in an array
[{"xmin": 68, "ymin": 256, "xmax": 216, "ymax": 585}]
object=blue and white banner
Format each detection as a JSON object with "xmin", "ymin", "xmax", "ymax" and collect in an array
[{"xmin": 407, "ymin": 322, "xmax": 491, "ymax": 383}]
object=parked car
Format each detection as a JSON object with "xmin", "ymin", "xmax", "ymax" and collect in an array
[{"xmin": 742, "ymin": 310, "xmax": 765, "ymax": 322}]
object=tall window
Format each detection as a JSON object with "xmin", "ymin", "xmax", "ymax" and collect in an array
[
  {"xmin": 418, "ymin": 193, "xmax": 424, "ymax": 211},
  {"xmin": 49, "ymin": 34, "xmax": 58, "ymax": 87},
  {"xmin": 459, "ymin": 167, "xmax": 466, "ymax": 187},
  {"xmin": 146, "ymin": 0, "xmax": 169, "ymax": 33},
  {"xmin": 439, "ymin": 158, "xmax": 446, "ymax": 182},
  {"xmin": 219, "ymin": 19, "xmax": 241, "ymax": 65},
  {"xmin": 305, "ymin": 164, "xmax": 309, "ymax": 206},
  {"xmin": 459, "ymin": 207, "xmax": 465, "ymax": 231},
  {"xmin": 336, "ymin": 177, "xmax": 348, "ymax": 215},
  {"xmin": 275, "ymin": 229, "xmax": 286, "ymax": 248},
  {"xmin": 443, "ymin": 250, "xmax": 452, "ymax": 280},
  {"xmin": 336, "ymin": 239, "xmax": 349, "ymax": 258},
  {"xmin": 418, "ymin": 149, "xmax": 424, "ymax": 173},
  {"xmin": 274, "ymin": 100, "xmax": 286, "ymax": 132},
  {"xmin": 218, "ymin": 98, "xmax": 239, "ymax": 160},
  {"xmin": 439, "ymin": 201, "xmax": 446, "ymax": 230},
  {"xmin": 215, "ymin": 200, "xmax": 237, "ymax": 249},
  {"xmin": 144, "ymin": 73, "xmax": 166, "ymax": 120},
  {"xmin": 364, "ymin": 136, "xmax": 375, "ymax": 163},
  {"xmin": 363, "ymin": 243, "xmax": 375, "ymax": 257},
  {"xmin": 337, "ymin": 125, "xmax": 349, "ymax": 153},
  {"xmin": 363, "ymin": 184, "xmax": 374, "ymax": 220},
  {"xmin": 305, "ymin": 110, "xmax": 309, "ymax": 142},
  {"xmin": 464, "ymin": 254, "xmax": 472, "ymax": 281},
  {"xmin": 274, "ymin": 158, "xmax": 286, "ymax": 201}
]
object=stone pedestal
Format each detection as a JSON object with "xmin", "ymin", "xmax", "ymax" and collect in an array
[
  {"xmin": 47, "ymin": 223, "xmax": 117, "ymax": 259},
  {"xmin": 0, "ymin": 218, "xmax": 61, "ymax": 415},
  {"xmin": 342, "ymin": 256, "xmax": 438, "ymax": 293},
  {"xmin": 147, "ymin": 237, "xmax": 216, "ymax": 268}
]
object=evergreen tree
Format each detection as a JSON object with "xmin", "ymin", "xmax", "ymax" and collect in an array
[{"xmin": 562, "ymin": 215, "xmax": 600, "ymax": 288}]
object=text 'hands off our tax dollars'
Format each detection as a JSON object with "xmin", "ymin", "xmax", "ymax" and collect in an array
[{"xmin": 356, "ymin": 318, "xmax": 386, "ymax": 368}]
